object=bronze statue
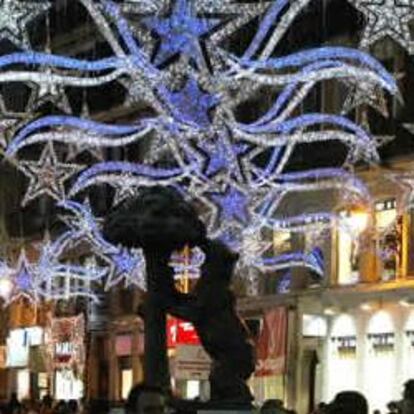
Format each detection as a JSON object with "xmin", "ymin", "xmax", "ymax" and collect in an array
[{"xmin": 103, "ymin": 186, "xmax": 255, "ymax": 406}]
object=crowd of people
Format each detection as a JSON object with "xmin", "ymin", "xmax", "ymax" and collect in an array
[
  {"xmin": 259, "ymin": 380, "xmax": 414, "ymax": 414},
  {"xmin": 0, "ymin": 394, "xmax": 85, "ymax": 414},
  {"xmin": 3, "ymin": 380, "xmax": 414, "ymax": 414}
]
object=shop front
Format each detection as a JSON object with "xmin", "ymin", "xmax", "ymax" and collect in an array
[
  {"xmin": 107, "ymin": 316, "xmax": 144, "ymax": 402},
  {"xmin": 50, "ymin": 315, "xmax": 85, "ymax": 400},
  {"xmin": 322, "ymin": 303, "xmax": 414, "ymax": 412},
  {"xmin": 6, "ymin": 326, "xmax": 48, "ymax": 400},
  {"xmin": 250, "ymin": 307, "xmax": 288, "ymax": 404},
  {"xmin": 167, "ymin": 316, "xmax": 210, "ymax": 400}
]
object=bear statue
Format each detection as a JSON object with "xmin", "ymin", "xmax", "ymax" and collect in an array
[{"xmin": 103, "ymin": 186, "xmax": 255, "ymax": 406}]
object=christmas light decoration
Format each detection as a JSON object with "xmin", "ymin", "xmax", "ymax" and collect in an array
[
  {"xmin": 0, "ymin": 0, "xmax": 50, "ymax": 49},
  {"xmin": 36, "ymin": 234, "xmax": 107, "ymax": 303},
  {"xmin": 16, "ymin": 142, "xmax": 84, "ymax": 207},
  {"xmin": 66, "ymin": 99, "xmax": 103, "ymax": 161},
  {"xmin": 169, "ymin": 247, "xmax": 205, "ymax": 280},
  {"xmin": 7, "ymin": 250, "xmax": 38, "ymax": 305},
  {"xmin": 103, "ymin": 247, "xmax": 146, "ymax": 291},
  {"xmin": 28, "ymin": 66, "xmax": 72, "ymax": 114},
  {"xmin": 0, "ymin": 117, "xmax": 19, "ymax": 148},
  {"xmin": 342, "ymin": 79, "xmax": 389, "ymax": 117},
  {"xmin": 0, "ymin": 0, "xmax": 402, "ymax": 298},
  {"xmin": 142, "ymin": 0, "xmax": 221, "ymax": 68},
  {"xmin": 348, "ymin": 0, "xmax": 414, "ymax": 54}
]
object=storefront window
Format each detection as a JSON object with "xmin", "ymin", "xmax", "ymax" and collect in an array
[
  {"xmin": 55, "ymin": 370, "xmax": 83, "ymax": 400},
  {"xmin": 263, "ymin": 232, "xmax": 293, "ymax": 294},
  {"xmin": 375, "ymin": 199, "xmax": 401, "ymax": 281},
  {"xmin": 326, "ymin": 314, "xmax": 358, "ymax": 401},
  {"xmin": 337, "ymin": 216, "xmax": 360, "ymax": 285},
  {"xmin": 365, "ymin": 311, "xmax": 396, "ymax": 412}
]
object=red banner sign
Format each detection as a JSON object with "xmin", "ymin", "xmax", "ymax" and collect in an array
[
  {"xmin": 255, "ymin": 307, "xmax": 288, "ymax": 377},
  {"xmin": 167, "ymin": 317, "xmax": 200, "ymax": 348}
]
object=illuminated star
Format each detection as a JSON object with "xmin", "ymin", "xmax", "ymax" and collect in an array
[
  {"xmin": 349, "ymin": 0, "xmax": 414, "ymax": 54},
  {"xmin": 341, "ymin": 80, "xmax": 389, "ymax": 117},
  {"xmin": 112, "ymin": 174, "xmax": 140, "ymax": 206},
  {"xmin": 29, "ymin": 66, "xmax": 72, "ymax": 113},
  {"xmin": 8, "ymin": 250, "xmax": 37, "ymax": 304},
  {"xmin": 143, "ymin": 0, "xmax": 221, "ymax": 68},
  {"xmin": 164, "ymin": 77, "xmax": 219, "ymax": 128},
  {"xmin": 202, "ymin": 136, "xmax": 249, "ymax": 177},
  {"xmin": 0, "ymin": 0, "xmax": 50, "ymax": 49},
  {"xmin": 18, "ymin": 142, "xmax": 83, "ymax": 207},
  {"xmin": 210, "ymin": 185, "xmax": 249, "ymax": 224},
  {"xmin": 105, "ymin": 247, "xmax": 146, "ymax": 290}
]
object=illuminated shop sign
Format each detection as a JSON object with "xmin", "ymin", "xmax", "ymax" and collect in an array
[
  {"xmin": 367, "ymin": 332, "xmax": 394, "ymax": 350},
  {"xmin": 167, "ymin": 317, "xmax": 200, "ymax": 348},
  {"xmin": 331, "ymin": 335, "xmax": 357, "ymax": 353}
]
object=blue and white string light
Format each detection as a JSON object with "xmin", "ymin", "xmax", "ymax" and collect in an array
[{"xmin": 0, "ymin": 0, "xmax": 403, "ymax": 301}]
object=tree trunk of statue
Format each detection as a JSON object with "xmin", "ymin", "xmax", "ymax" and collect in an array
[
  {"xmin": 143, "ymin": 251, "xmax": 171, "ymax": 393},
  {"xmin": 143, "ymin": 294, "xmax": 170, "ymax": 391}
]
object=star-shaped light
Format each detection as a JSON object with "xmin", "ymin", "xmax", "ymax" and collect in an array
[
  {"xmin": 29, "ymin": 66, "xmax": 72, "ymax": 113},
  {"xmin": 58, "ymin": 199, "xmax": 114, "ymax": 256},
  {"xmin": 143, "ymin": 0, "xmax": 221, "ymax": 67},
  {"xmin": 349, "ymin": 0, "xmax": 414, "ymax": 54},
  {"xmin": 112, "ymin": 174, "xmax": 140, "ymax": 206},
  {"xmin": 105, "ymin": 247, "xmax": 146, "ymax": 291},
  {"xmin": 341, "ymin": 80, "xmax": 389, "ymax": 117},
  {"xmin": 0, "ymin": 117, "xmax": 20, "ymax": 148},
  {"xmin": 210, "ymin": 185, "xmax": 249, "ymax": 224},
  {"xmin": 8, "ymin": 250, "xmax": 37, "ymax": 304},
  {"xmin": 165, "ymin": 77, "xmax": 219, "ymax": 128},
  {"xmin": 18, "ymin": 142, "xmax": 83, "ymax": 207},
  {"xmin": 0, "ymin": 0, "xmax": 50, "ymax": 49},
  {"xmin": 202, "ymin": 136, "xmax": 249, "ymax": 177}
]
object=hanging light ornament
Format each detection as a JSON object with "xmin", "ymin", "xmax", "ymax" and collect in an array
[
  {"xmin": 348, "ymin": 0, "xmax": 414, "ymax": 54},
  {"xmin": 0, "ymin": 0, "xmax": 50, "ymax": 49},
  {"xmin": 16, "ymin": 142, "xmax": 84, "ymax": 207}
]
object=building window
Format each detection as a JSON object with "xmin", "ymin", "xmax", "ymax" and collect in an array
[
  {"xmin": 263, "ymin": 231, "xmax": 293, "ymax": 294},
  {"xmin": 375, "ymin": 199, "xmax": 401, "ymax": 281},
  {"xmin": 337, "ymin": 208, "xmax": 369, "ymax": 285},
  {"xmin": 337, "ymin": 213, "xmax": 360, "ymax": 285}
]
